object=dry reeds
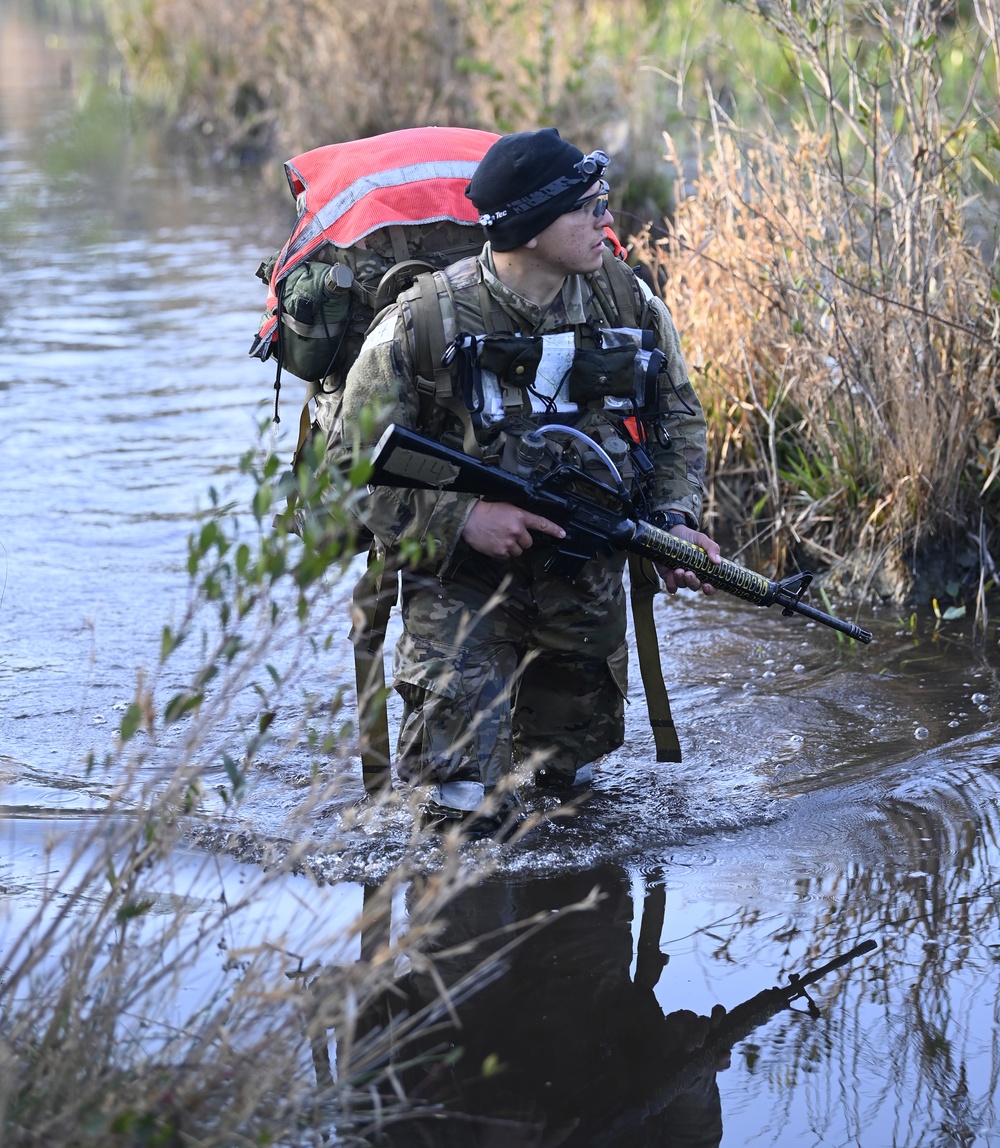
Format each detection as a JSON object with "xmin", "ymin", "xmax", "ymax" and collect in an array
[
  {"xmin": 98, "ymin": 0, "xmax": 691, "ymax": 191},
  {"xmin": 632, "ymin": 1, "xmax": 1000, "ymax": 607}
]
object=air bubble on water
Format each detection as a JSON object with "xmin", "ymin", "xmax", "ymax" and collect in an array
[
  {"xmin": 948, "ymin": 720, "xmax": 960, "ymax": 728},
  {"xmin": 762, "ymin": 670, "xmax": 776, "ymax": 679},
  {"xmin": 914, "ymin": 726, "xmax": 930, "ymax": 740},
  {"xmin": 972, "ymin": 692, "xmax": 988, "ymax": 705},
  {"xmin": 980, "ymin": 704, "xmax": 991, "ymax": 713},
  {"xmin": 793, "ymin": 663, "xmax": 806, "ymax": 673},
  {"xmin": 789, "ymin": 734, "xmax": 804, "ymax": 745}
]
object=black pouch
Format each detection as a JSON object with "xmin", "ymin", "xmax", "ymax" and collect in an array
[
  {"xmin": 567, "ymin": 344, "xmax": 638, "ymax": 403},
  {"xmin": 477, "ymin": 334, "xmax": 544, "ymax": 387}
]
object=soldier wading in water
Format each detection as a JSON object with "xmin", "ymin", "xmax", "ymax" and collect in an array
[{"xmin": 342, "ymin": 128, "xmax": 721, "ymax": 836}]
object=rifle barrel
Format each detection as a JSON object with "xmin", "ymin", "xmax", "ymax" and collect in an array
[
  {"xmin": 593, "ymin": 937, "xmax": 879, "ymax": 1145},
  {"xmin": 629, "ymin": 521, "xmax": 873, "ymax": 643},
  {"xmin": 368, "ymin": 425, "xmax": 874, "ymax": 644}
]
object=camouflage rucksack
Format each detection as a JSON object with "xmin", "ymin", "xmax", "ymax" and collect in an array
[
  {"xmin": 250, "ymin": 127, "xmax": 500, "ymax": 791},
  {"xmin": 250, "ymin": 126, "xmax": 500, "ymax": 483}
]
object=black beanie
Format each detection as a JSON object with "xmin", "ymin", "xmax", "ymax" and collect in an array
[{"xmin": 465, "ymin": 128, "xmax": 604, "ymax": 251}]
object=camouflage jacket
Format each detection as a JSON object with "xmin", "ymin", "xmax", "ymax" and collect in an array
[{"xmin": 340, "ymin": 243, "xmax": 708, "ymax": 576}]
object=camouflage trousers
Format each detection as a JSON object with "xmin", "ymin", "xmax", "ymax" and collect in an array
[{"xmin": 392, "ymin": 544, "xmax": 629, "ymax": 788}]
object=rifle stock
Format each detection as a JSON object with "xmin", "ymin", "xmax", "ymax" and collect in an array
[{"xmin": 367, "ymin": 424, "xmax": 874, "ymax": 644}]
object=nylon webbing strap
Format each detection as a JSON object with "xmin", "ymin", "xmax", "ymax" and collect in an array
[
  {"xmin": 591, "ymin": 247, "xmax": 641, "ymax": 328},
  {"xmin": 409, "ymin": 271, "xmax": 484, "ymax": 458},
  {"xmin": 627, "ymin": 553, "xmax": 682, "ymax": 763},
  {"xmin": 387, "ymin": 225, "xmax": 410, "ymax": 266},
  {"xmin": 351, "ymin": 549, "xmax": 397, "ymax": 793}
]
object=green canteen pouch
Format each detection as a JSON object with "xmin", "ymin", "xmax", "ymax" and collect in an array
[{"xmin": 278, "ymin": 260, "xmax": 354, "ymax": 382}]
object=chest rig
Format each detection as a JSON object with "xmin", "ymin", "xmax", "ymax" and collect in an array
[{"xmin": 401, "ymin": 249, "xmax": 659, "ymax": 467}]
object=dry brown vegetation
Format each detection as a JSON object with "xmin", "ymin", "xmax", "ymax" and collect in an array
[
  {"xmin": 99, "ymin": 0, "xmax": 701, "ymax": 201},
  {"xmin": 626, "ymin": 2, "xmax": 1000, "ymax": 613},
  {"xmin": 636, "ymin": 117, "xmax": 1000, "ymax": 602}
]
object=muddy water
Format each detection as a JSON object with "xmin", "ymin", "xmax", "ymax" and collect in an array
[{"xmin": 2, "ymin": 13, "xmax": 1000, "ymax": 1147}]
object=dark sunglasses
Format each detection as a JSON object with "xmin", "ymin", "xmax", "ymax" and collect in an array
[{"xmin": 569, "ymin": 179, "xmax": 611, "ymax": 218}]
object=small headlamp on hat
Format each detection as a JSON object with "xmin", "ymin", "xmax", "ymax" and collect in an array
[{"xmin": 465, "ymin": 128, "xmax": 610, "ymax": 251}]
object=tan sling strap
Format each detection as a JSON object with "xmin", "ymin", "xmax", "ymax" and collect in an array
[
  {"xmin": 627, "ymin": 553, "xmax": 683, "ymax": 762},
  {"xmin": 285, "ymin": 378, "xmax": 325, "ymax": 475},
  {"xmin": 350, "ymin": 547, "xmax": 397, "ymax": 794}
]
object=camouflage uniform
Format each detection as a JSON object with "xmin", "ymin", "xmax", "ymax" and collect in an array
[{"xmin": 341, "ymin": 244, "xmax": 707, "ymax": 789}]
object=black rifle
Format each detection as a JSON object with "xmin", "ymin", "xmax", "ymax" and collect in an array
[
  {"xmin": 367, "ymin": 424, "xmax": 874, "ymax": 644},
  {"xmin": 595, "ymin": 937, "xmax": 879, "ymax": 1145}
]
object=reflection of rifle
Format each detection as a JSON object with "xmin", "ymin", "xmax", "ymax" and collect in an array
[
  {"xmin": 367, "ymin": 424, "xmax": 874, "ymax": 644},
  {"xmin": 670, "ymin": 937, "xmax": 878, "ymax": 1079},
  {"xmin": 596, "ymin": 938, "xmax": 879, "ymax": 1146}
]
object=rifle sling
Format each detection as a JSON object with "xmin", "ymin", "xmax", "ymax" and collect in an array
[{"xmin": 628, "ymin": 553, "xmax": 682, "ymax": 763}]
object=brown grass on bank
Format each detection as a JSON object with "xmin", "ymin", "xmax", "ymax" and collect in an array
[
  {"xmin": 631, "ymin": 4, "xmax": 1000, "ymax": 608},
  {"xmin": 100, "ymin": 0, "xmax": 679, "ymax": 195}
]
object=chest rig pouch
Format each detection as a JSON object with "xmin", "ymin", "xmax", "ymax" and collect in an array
[{"xmin": 444, "ymin": 327, "xmax": 666, "ymax": 431}]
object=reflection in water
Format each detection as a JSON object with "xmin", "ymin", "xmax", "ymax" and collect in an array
[
  {"xmin": 339, "ymin": 868, "xmax": 725, "ymax": 1147},
  {"xmin": 329, "ymin": 868, "xmax": 876, "ymax": 1147}
]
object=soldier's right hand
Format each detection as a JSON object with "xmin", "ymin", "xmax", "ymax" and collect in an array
[{"xmin": 462, "ymin": 500, "xmax": 566, "ymax": 559}]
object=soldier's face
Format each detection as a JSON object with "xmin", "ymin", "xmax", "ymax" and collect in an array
[{"xmin": 526, "ymin": 181, "xmax": 613, "ymax": 275}]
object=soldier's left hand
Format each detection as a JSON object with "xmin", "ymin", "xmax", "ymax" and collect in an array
[{"xmin": 655, "ymin": 525, "xmax": 721, "ymax": 595}]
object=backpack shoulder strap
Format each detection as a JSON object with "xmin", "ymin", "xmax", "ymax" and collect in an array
[
  {"xmin": 406, "ymin": 268, "xmax": 452, "ymax": 397},
  {"xmin": 590, "ymin": 247, "xmax": 644, "ymax": 329},
  {"xmin": 402, "ymin": 269, "xmax": 484, "ymax": 457}
]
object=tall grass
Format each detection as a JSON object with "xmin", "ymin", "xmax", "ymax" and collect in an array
[
  {"xmin": 95, "ymin": 0, "xmax": 784, "ymax": 198},
  {"xmin": 633, "ymin": 0, "xmax": 1000, "ymax": 609}
]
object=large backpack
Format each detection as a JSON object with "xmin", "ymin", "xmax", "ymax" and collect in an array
[
  {"xmin": 250, "ymin": 126, "xmax": 500, "ymax": 486},
  {"xmin": 250, "ymin": 127, "xmax": 501, "ymax": 792}
]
